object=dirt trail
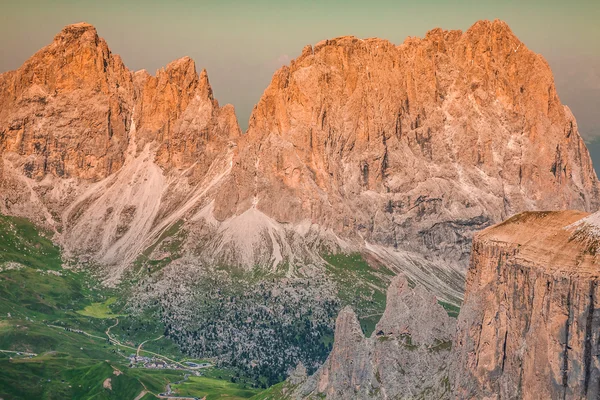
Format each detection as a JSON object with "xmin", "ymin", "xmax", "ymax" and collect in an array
[{"xmin": 137, "ymin": 334, "xmax": 164, "ymax": 356}]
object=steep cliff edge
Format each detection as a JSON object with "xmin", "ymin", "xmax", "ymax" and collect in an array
[
  {"xmin": 288, "ymin": 275, "xmax": 455, "ymax": 399},
  {"xmin": 453, "ymin": 211, "xmax": 600, "ymax": 399}
]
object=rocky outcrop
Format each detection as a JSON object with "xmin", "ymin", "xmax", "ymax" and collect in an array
[
  {"xmin": 453, "ymin": 211, "xmax": 600, "ymax": 399},
  {"xmin": 293, "ymin": 275, "xmax": 455, "ymax": 399}
]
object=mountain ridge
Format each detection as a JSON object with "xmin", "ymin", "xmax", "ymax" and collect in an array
[{"xmin": 1, "ymin": 19, "xmax": 597, "ymax": 292}]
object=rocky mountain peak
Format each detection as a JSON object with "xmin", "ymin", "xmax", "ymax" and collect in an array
[
  {"xmin": 0, "ymin": 22, "xmax": 241, "ymax": 254},
  {"xmin": 466, "ymin": 18, "xmax": 517, "ymax": 39},
  {"xmin": 11, "ymin": 21, "xmax": 123, "ymax": 96},
  {"xmin": 53, "ymin": 22, "xmax": 99, "ymax": 43},
  {"xmin": 215, "ymin": 18, "xmax": 598, "ymax": 289},
  {"xmin": 198, "ymin": 68, "xmax": 214, "ymax": 101},
  {"xmin": 159, "ymin": 56, "xmax": 199, "ymax": 92}
]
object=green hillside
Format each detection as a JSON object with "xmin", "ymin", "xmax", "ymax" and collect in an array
[{"xmin": 0, "ymin": 215, "xmax": 267, "ymax": 400}]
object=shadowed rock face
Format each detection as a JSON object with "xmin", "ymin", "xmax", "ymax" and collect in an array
[
  {"xmin": 0, "ymin": 20, "xmax": 597, "ymax": 295},
  {"xmin": 293, "ymin": 275, "xmax": 455, "ymax": 399},
  {"xmin": 453, "ymin": 211, "xmax": 600, "ymax": 399}
]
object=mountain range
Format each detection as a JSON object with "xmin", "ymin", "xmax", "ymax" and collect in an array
[{"xmin": 0, "ymin": 18, "xmax": 598, "ymax": 398}]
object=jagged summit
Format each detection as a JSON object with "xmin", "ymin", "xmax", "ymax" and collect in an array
[
  {"xmin": 54, "ymin": 22, "xmax": 98, "ymax": 40},
  {"xmin": 163, "ymin": 55, "xmax": 196, "ymax": 73},
  {"xmin": 466, "ymin": 18, "xmax": 517, "ymax": 36},
  {"xmin": 61, "ymin": 21, "xmax": 96, "ymax": 29},
  {"xmin": 298, "ymin": 20, "xmax": 518, "ymax": 56}
]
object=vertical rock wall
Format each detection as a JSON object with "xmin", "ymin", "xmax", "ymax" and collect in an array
[{"xmin": 453, "ymin": 211, "xmax": 600, "ymax": 399}]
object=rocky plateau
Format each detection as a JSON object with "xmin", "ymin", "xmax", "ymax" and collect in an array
[{"xmin": 453, "ymin": 210, "xmax": 600, "ymax": 399}]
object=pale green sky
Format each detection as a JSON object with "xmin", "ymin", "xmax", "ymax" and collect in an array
[{"xmin": 0, "ymin": 0, "xmax": 598, "ymax": 138}]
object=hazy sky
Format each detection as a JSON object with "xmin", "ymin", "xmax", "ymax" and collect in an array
[{"xmin": 0, "ymin": 0, "xmax": 598, "ymax": 140}]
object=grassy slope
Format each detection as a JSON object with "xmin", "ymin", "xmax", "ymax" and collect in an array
[
  {"xmin": 77, "ymin": 297, "xmax": 124, "ymax": 318},
  {"xmin": 0, "ymin": 215, "xmax": 62, "ymax": 271},
  {"xmin": 250, "ymin": 382, "xmax": 293, "ymax": 400},
  {"xmin": 172, "ymin": 375, "xmax": 261, "ymax": 400},
  {"xmin": 0, "ymin": 215, "xmax": 266, "ymax": 400},
  {"xmin": 323, "ymin": 253, "xmax": 395, "ymax": 335}
]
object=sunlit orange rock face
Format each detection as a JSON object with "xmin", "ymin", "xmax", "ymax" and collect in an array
[
  {"xmin": 0, "ymin": 22, "xmax": 239, "ymax": 183},
  {"xmin": 453, "ymin": 211, "xmax": 600, "ymax": 399},
  {"xmin": 133, "ymin": 57, "xmax": 240, "ymax": 179},
  {"xmin": 0, "ymin": 23, "xmax": 134, "ymax": 180},
  {"xmin": 214, "ymin": 19, "xmax": 598, "ymax": 266}
]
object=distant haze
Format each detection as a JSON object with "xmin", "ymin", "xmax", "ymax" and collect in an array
[{"xmin": 1, "ymin": 0, "xmax": 598, "ymax": 140}]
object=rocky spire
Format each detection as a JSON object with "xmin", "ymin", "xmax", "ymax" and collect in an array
[
  {"xmin": 375, "ymin": 275, "xmax": 454, "ymax": 346},
  {"xmin": 295, "ymin": 276, "xmax": 456, "ymax": 399}
]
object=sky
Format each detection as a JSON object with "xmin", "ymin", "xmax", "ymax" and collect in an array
[{"xmin": 0, "ymin": 0, "xmax": 598, "ymax": 160}]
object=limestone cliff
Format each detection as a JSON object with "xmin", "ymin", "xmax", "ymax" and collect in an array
[
  {"xmin": 453, "ymin": 211, "xmax": 600, "ymax": 399},
  {"xmin": 292, "ymin": 275, "xmax": 455, "ymax": 399}
]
